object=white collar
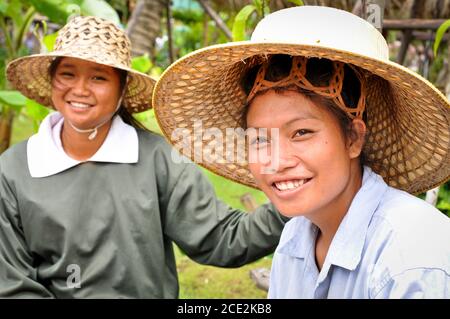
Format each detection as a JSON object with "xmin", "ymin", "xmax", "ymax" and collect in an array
[{"xmin": 27, "ymin": 112, "xmax": 139, "ymax": 178}]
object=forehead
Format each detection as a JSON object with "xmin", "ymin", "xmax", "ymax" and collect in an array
[
  {"xmin": 246, "ymin": 90, "xmax": 330, "ymax": 125},
  {"xmin": 57, "ymin": 57, "xmax": 115, "ymax": 73}
]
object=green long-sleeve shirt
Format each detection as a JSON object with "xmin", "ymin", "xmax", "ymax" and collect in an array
[{"xmin": 0, "ymin": 130, "xmax": 286, "ymax": 298}]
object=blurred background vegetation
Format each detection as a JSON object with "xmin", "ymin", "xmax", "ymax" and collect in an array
[{"xmin": 1, "ymin": 0, "xmax": 450, "ymax": 298}]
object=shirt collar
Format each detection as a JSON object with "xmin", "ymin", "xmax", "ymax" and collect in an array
[
  {"xmin": 27, "ymin": 112, "xmax": 139, "ymax": 178},
  {"xmin": 278, "ymin": 166, "xmax": 389, "ymax": 271}
]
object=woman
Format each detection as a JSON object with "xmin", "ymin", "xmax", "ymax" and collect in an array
[
  {"xmin": 153, "ymin": 6, "xmax": 450, "ymax": 298},
  {"xmin": 0, "ymin": 16, "xmax": 287, "ymax": 298}
]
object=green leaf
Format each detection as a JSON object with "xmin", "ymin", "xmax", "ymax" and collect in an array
[
  {"xmin": 0, "ymin": 49, "xmax": 6, "ymax": 90},
  {"xmin": 232, "ymin": 5, "xmax": 256, "ymax": 42},
  {"xmin": 25, "ymin": 0, "xmax": 75, "ymax": 25},
  {"xmin": 0, "ymin": 1, "xmax": 8, "ymax": 14},
  {"xmin": 43, "ymin": 31, "xmax": 58, "ymax": 52},
  {"xmin": 80, "ymin": 0, "xmax": 120, "ymax": 25},
  {"xmin": 434, "ymin": 19, "xmax": 450, "ymax": 56},
  {"xmin": 253, "ymin": 0, "xmax": 263, "ymax": 17},
  {"xmin": 131, "ymin": 54, "xmax": 152, "ymax": 73},
  {"xmin": 6, "ymin": 0, "xmax": 23, "ymax": 27},
  {"xmin": 0, "ymin": 90, "xmax": 26, "ymax": 110},
  {"xmin": 25, "ymin": 98, "xmax": 50, "ymax": 123},
  {"xmin": 288, "ymin": 0, "xmax": 305, "ymax": 5}
]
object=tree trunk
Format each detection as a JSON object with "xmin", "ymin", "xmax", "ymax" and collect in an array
[
  {"xmin": 0, "ymin": 108, "xmax": 14, "ymax": 155},
  {"xmin": 126, "ymin": 0, "xmax": 166, "ymax": 58}
]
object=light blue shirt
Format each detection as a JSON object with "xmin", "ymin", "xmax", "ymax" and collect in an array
[{"xmin": 269, "ymin": 167, "xmax": 450, "ymax": 299}]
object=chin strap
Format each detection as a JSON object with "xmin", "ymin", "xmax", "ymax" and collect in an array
[{"xmin": 66, "ymin": 89, "xmax": 126, "ymax": 141}]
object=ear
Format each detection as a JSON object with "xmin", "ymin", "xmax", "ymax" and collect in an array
[{"xmin": 347, "ymin": 118, "xmax": 366, "ymax": 159}]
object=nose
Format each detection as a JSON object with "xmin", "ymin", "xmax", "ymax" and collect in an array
[
  {"xmin": 71, "ymin": 77, "xmax": 90, "ymax": 96},
  {"xmin": 274, "ymin": 143, "xmax": 298, "ymax": 172},
  {"xmin": 261, "ymin": 139, "xmax": 299, "ymax": 174}
]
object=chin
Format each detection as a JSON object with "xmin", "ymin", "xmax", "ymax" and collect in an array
[{"xmin": 277, "ymin": 205, "xmax": 309, "ymax": 218}]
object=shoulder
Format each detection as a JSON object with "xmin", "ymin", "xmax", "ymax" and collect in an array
[
  {"xmin": 136, "ymin": 129, "xmax": 189, "ymax": 164},
  {"xmin": 136, "ymin": 129, "xmax": 172, "ymax": 151},
  {"xmin": 135, "ymin": 129, "xmax": 205, "ymax": 188},
  {"xmin": 136, "ymin": 130, "xmax": 179, "ymax": 165},
  {"xmin": 0, "ymin": 140, "xmax": 28, "ymax": 176},
  {"xmin": 373, "ymin": 186, "xmax": 450, "ymax": 242},
  {"xmin": 368, "ymin": 186, "xmax": 450, "ymax": 286}
]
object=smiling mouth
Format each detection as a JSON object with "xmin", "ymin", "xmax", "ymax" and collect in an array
[
  {"xmin": 272, "ymin": 178, "xmax": 312, "ymax": 192},
  {"xmin": 68, "ymin": 101, "xmax": 94, "ymax": 109}
]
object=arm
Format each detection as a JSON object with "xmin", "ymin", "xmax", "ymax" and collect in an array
[
  {"xmin": 162, "ymin": 164, "xmax": 287, "ymax": 267},
  {"xmin": 0, "ymin": 161, "xmax": 54, "ymax": 298}
]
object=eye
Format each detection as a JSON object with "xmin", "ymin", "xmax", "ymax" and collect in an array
[
  {"xmin": 249, "ymin": 136, "xmax": 270, "ymax": 146},
  {"xmin": 59, "ymin": 72, "xmax": 74, "ymax": 78},
  {"xmin": 293, "ymin": 129, "xmax": 313, "ymax": 138},
  {"xmin": 92, "ymin": 75, "xmax": 107, "ymax": 81}
]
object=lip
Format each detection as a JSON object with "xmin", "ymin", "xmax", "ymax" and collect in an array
[
  {"xmin": 66, "ymin": 101, "xmax": 95, "ymax": 112},
  {"xmin": 269, "ymin": 177, "xmax": 313, "ymax": 200}
]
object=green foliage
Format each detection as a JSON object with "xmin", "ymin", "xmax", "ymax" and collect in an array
[
  {"xmin": 0, "ymin": 90, "xmax": 27, "ymax": 110},
  {"xmin": 437, "ymin": 183, "xmax": 450, "ymax": 216},
  {"xmin": 288, "ymin": 0, "xmax": 305, "ymax": 5},
  {"xmin": 0, "ymin": 47, "xmax": 7, "ymax": 90},
  {"xmin": 25, "ymin": 99, "xmax": 50, "ymax": 131},
  {"xmin": 253, "ymin": 0, "xmax": 270, "ymax": 17},
  {"xmin": 0, "ymin": 1, "xmax": 35, "ymax": 59},
  {"xmin": 172, "ymin": 8, "xmax": 203, "ymax": 24},
  {"xmin": 106, "ymin": 0, "xmax": 129, "ymax": 23},
  {"xmin": 232, "ymin": 4, "xmax": 257, "ymax": 41},
  {"xmin": 0, "ymin": 90, "xmax": 49, "ymax": 132},
  {"xmin": 433, "ymin": 19, "xmax": 450, "ymax": 56},
  {"xmin": 131, "ymin": 54, "xmax": 152, "ymax": 73},
  {"xmin": 156, "ymin": 7, "xmax": 231, "ymax": 68},
  {"xmin": 79, "ymin": 0, "xmax": 120, "ymax": 24},
  {"xmin": 42, "ymin": 31, "xmax": 58, "ymax": 52},
  {"xmin": 24, "ymin": 0, "xmax": 77, "ymax": 25},
  {"xmin": 24, "ymin": 0, "xmax": 119, "ymax": 25},
  {"xmin": 0, "ymin": 2, "xmax": 7, "ymax": 13},
  {"xmin": 176, "ymin": 245, "xmax": 271, "ymax": 298}
]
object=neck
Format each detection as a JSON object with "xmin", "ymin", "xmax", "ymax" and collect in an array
[
  {"xmin": 309, "ymin": 163, "xmax": 363, "ymax": 270},
  {"xmin": 60, "ymin": 118, "xmax": 114, "ymax": 161}
]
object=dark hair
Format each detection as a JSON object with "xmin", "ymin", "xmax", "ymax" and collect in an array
[
  {"xmin": 241, "ymin": 54, "xmax": 367, "ymax": 165},
  {"xmin": 49, "ymin": 57, "xmax": 149, "ymax": 131}
]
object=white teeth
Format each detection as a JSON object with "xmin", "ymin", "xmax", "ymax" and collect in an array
[
  {"xmin": 70, "ymin": 101, "xmax": 91, "ymax": 108},
  {"xmin": 274, "ymin": 179, "xmax": 308, "ymax": 191}
]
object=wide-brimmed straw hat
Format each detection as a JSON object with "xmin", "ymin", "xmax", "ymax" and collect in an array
[
  {"xmin": 7, "ymin": 15, "xmax": 155, "ymax": 113},
  {"xmin": 153, "ymin": 6, "xmax": 450, "ymax": 194}
]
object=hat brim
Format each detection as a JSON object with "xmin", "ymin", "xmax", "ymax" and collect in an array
[
  {"xmin": 6, "ymin": 52, "xmax": 156, "ymax": 113},
  {"xmin": 153, "ymin": 41, "xmax": 450, "ymax": 194}
]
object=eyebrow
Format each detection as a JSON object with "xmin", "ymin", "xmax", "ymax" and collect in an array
[
  {"xmin": 283, "ymin": 115, "xmax": 320, "ymax": 127},
  {"xmin": 247, "ymin": 115, "xmax": 320, "ymax": 130},
  {"xmin": 58, "ymin": 63, "xmax": 110, "ymax": 73}
]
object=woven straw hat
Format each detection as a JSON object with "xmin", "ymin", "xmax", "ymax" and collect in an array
[
  {"xmin": 153, "ymin": 6, "xmax": 450, "ymax": 194},
  {"xmin": 7, "ymin": 16, "xmax": 155, "ymax": 113}
]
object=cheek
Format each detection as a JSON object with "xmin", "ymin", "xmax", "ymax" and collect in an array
[
  {"xmin": 97, "ymin": 86, "xmax": 120, "ymax": 106},
  {"xmin": 248, "ymin": 162, "xmax": 262, "ymax": 182},
  {"xmin": 307, "ymin": 135, "xmax": 349, "ymax": 166},
  {"xmin": 248, "ymin": 162, "xmax": 273, "ymax": 190},
  {"xmin": 51, "ymin": 86, "xmax": 66, "ymax": 108}
]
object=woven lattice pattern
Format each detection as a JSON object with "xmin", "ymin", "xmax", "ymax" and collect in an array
[
  {"xmin": 247, "ymin": 56, "xmax": 366, "ymax": 119},
  {"xmin": 154, "ymin": 43, "xmax": 450, "ymax": 194},
  {"xmin": 6, "ymin": 16, "xmax": 155, "ymax": 113}
]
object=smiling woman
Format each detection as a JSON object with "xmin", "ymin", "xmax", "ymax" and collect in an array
[
  {"xmin": 0, "ymin": 16, "xmax": 287, "ymax": 298},
  {"xmin": 152, "ymin": 6, "xmax": 450, "ymax": 298},
  {"xmin": 49, "ymin": 57, "xmax": 124, "ymax": 160}
]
